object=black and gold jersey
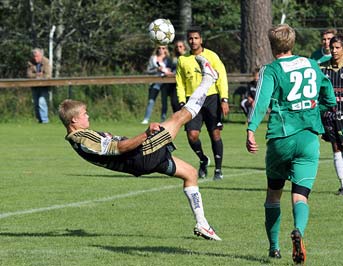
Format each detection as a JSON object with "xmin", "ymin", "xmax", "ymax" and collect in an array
[{"xmin": 65, "ymin": 128, "xmax": 176, "ymax": 177}]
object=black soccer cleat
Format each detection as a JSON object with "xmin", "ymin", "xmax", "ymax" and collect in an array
[
  {"xmin": 198, "ymin": 156, "xmax": 210, "ymax": 178},
  {"xmin": 291, "ymin": 229, "xmax": 306, "ymax": 265},
  {"xmin": 213, "ymin": 169, "xmax": 223, "ymax": 181},
  {"xmin": 269, "ymin": 249, "xmax": 282, "ymax": 259},
  {"xmin": 336, "ymin": 187, "xmax": 343, "ymax": 195}
]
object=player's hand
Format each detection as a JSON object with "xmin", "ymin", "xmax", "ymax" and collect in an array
[
  {"xmin": 246, "ymin": 130, "xmax": 258, "ymax": 153},
  {"xmin": 221, "ymin": 102, "xmax": 229, "ymax": 116},
  {"xmin": 145, "ymin": 122, "xmax": 161, "ymax": 136}
]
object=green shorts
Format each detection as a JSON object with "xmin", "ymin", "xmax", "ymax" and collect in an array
[{"xmin": 266, "ymin": 129, "xmax": 320, "ymax": 190}]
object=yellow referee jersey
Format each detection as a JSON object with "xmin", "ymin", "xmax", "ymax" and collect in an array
[{"xmin": 176, "ymin": 48, "xmax": 228, "ymax": 103}]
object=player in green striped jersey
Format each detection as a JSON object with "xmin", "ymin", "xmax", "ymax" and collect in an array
[
  {"xmin": 246, "ymin": 24, "xmax": 336, "ymax": 264},
  {"xmin": 320, "ymin": 34, "xmax": 343, "ymax": 195}
]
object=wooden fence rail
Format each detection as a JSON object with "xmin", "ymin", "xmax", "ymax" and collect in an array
[{"xmin": 0, "ymin": 74, "xmax": 252, "ymax": 88}]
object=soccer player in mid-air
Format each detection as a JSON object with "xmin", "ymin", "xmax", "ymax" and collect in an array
[
  {"xmin": 59, "ymin": 55, "xmax": 222, "ymax": 241},
  {"xmin": 246, "ymin": 24, "xmax": 336, "ymax": 264}
]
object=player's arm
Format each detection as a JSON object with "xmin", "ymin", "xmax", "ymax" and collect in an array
[
  {"xmin": 318, "ymin": 73, "xmax": 337, "ymax": 113},
  {"xmin": 212, "ymin": 53, "xmax": 229, "ymax": 115},
  {"xmin": 176, "ymin": 59, "xmax": 187, "ymax": 105},
  {"xmin": 246, "ymin": 68, "xmax": 273, "ymax": 154},
  {"xmin": 213, "ymin": 55, "xmax": 229, "ymax": 99},
  {"xmin": 247, "ymin": 66, "xmax": 274, "ymax": 132},
  {"xmin": 71, "ymin": 125, "xmax": 158, "ymax": 156},
  {"xmin": 116, "ymin": 123, "xmax": 161, "ymax": 153},
  {"xmin": 246, "ymin": 129, "xmax": 258, "ymax": 153}
]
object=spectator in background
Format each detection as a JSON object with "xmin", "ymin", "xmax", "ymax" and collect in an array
[
  {"xmin": 161, "ymin": 40, "xmax": 188, "ymax": 115},
  {"xmin": 27, "ymin": 48, "xmax": 52, "ymax": 123},
  {"xmin": 240, "ymin": 67, "xmax": 260, "ymax": 117},
  {"xmin": 176, "ymin": 26, "xmax": 229, "ymax": 180},
  {"xmin": 310, "ymin": 28, "xmax": 337, "ymax": 64},
  {"xmin": 141, "ymin": 45, "xmax": 173, "ymax": 124}
]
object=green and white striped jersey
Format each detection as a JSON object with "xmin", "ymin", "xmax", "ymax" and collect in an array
[{"xmin": 248, "ymin": 55, "xmax": 336, "ymax": 139}]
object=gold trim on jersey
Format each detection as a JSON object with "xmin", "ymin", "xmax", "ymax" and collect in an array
[{"xmin": 142, "ymin": 128, "xmax": 173, "ymax": 155}]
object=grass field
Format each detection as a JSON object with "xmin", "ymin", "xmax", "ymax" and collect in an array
[{"xmin": 0, "ymin": 120, "xmax": 342, "ymax": 266}]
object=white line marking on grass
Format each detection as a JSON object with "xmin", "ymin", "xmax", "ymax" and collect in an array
[{"xmin": 0, "ymin": 169, "xmax": 262, "ymax": 220}]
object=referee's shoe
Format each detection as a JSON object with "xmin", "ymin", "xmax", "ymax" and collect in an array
[{"xmin": 198, "ymin": 156, "xmax": 210, "ymax": 178}]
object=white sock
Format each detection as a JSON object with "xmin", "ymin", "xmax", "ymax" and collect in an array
[
  {"xmin": 183, "ymin": 186, "xmax": 209, "ymax": 227},
  {"xmin": 333, "ymin": 152, "xmax": 343, "ymax": 187},
  {"xmin": 184, "ymin": 76, "xmax": 214, "ymax": 119}
]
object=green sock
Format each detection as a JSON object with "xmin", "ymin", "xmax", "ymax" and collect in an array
[
  {"xmin": 265, "ymin": 202, "xmax": 281, "ymax": 251},
  {"xmin": 293, "ymin": 201, "xmax": 309, "ymax": 237}
]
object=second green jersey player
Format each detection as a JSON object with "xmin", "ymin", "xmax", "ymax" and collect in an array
[{"xmin": 246, "ymin": 24, "xmax": 336, "ymax": 265}]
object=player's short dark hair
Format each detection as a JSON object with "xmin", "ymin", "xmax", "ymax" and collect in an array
[
  {"xmin": 187, "ymin": 26, "xmax": 202, "ymax": 38},
  {"xmin": 330, "ymin": 34, "xmax": 343, "ymax": 48},
  {"xmin": 322, "ymin": 28, "xmax": 337, "ymax": 36}
]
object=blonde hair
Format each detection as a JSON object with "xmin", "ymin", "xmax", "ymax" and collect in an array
[
  {"xmin": 58, "ymin": 99, "xmax": 86, "ymax": 127},
  {"xmin": 268, "ymin": 24, "xmax": 295, "ymax": 55},
  {"xmin": 154, "ymin": 45, "xmax": 170, "ymax": 57}
]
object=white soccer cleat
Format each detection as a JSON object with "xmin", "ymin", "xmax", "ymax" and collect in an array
[
  {"xmin": 194, "ymin": 223, "xmax": 222, "ymax": 241},
  {"xmin": 195, "ymin": 55, "xmax": 219, "ymax": 81}
]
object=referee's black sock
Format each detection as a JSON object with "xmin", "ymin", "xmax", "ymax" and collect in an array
[
  {"xmin": 188, "ymin": 139, "xmax": 207, "ymax": 161},
  {"xmin": 211, "ymin": 138, "xmax": 223, "ymax": 170}
]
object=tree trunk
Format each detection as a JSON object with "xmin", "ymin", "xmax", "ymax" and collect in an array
[
  {"xmin": 54, "ymin": 0, "xmax": 64, "ymax": 78},
  {"xmin": 240, "ymin": 0, "xmax": 273, "ymax": 73},
  {"xmin": 28, "ymin": 0, "xmax": 37, "ymax": 47},
  {"xmin": 178, "ymin": 0, "xmax": 192, "ymax": 41}
]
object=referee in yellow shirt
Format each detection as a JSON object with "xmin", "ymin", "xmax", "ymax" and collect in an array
[{"xmin": 176, "ymin": 26, "xmax": 229, "ymax": 180}]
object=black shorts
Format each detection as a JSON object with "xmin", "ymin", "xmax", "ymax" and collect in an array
[
  {"xmin": 124, "ymin": 128, "xmax": 177, "ymax": 177},
  {"xmin": 185, "ymin": 94, "xmax": 223, "ymax": 132},
  {"xmin": 321, "ymin": 111, "xmax": 343, "ymax": 149}
]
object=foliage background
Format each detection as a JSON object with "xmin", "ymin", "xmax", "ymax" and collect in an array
[{"xmin": 1, "ymin": 0, "xmax": 343, "ymax": 121}]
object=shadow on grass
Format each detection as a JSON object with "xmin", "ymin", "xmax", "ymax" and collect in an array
[
  {"xmin": 201, "ymin": 185, "xmax": 338, "ymax": 195},
  {"xmin": 93, "ymin": 245, "xmax": 270, "ymax": 264},
  {"xmin": 0, "ymin": 229, "xmax": 168, "ymax": 239},
  {"xmin": 221, "ymin": 165, "xmax": 265, "ymax": 171},
  {"xmin": 0, "ymin": 229, "xmax": 100, "ymax": 237},
  {"xmin": 200, "ymin": 186, "xmax": 267, "ymax": 192},
  {"xmin": 67, "ymin": 173, "xmax": 170, "ymax": 179}
]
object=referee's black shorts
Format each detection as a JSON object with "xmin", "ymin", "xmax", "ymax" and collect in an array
[{"xmin": 185, "ymin": 94, "xmax": 223, "ymax": 132}]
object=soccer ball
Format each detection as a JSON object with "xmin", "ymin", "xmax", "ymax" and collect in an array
[{"xmin": 148, "ymin": 18, "xmax": 175, "ymax": 45}]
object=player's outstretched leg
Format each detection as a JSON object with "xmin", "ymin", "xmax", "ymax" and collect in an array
[
  {"xmin": 161, "ymin": 55, "xmax": 218, "ymax": 140},
  {"xmin": 193, "ymin": 223, "xmax": 221, "ymax": 241},
  {"xmin": 183, "ymin": 55, "xmax": 218, "ymax": 119},
  {"xmin": 173, "ymin": 156, "xmax": 222, "ymax": 241}
]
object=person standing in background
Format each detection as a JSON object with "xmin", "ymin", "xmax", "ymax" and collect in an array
[
  {"xmin": 240, "ymin": 67, "xmax": 260, "ymax": 117},
  {"xmin": 162, "ymin": 40, "xmax": 188, "ymax": 114},
  {"xmin": 176, "ymin": 26, "xmax": 229, "ymax": 180},
  {"xmin": 310, "ymin": 28, "xmax": 337, "ymax": 64},
  {"xmin": 27, "ymin": 48, "xmax": 52, "ymax": 123},
  {"xmin": 141, "ymin": 45, "xmax": 173, "ymax": 124}
]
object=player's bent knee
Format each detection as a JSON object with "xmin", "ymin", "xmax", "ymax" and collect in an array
[{"xmin": 292, "ymin": 183, "xmax": 311, "ymax": 199}]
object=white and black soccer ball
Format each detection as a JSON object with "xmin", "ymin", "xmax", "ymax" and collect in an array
[{"xmin": 148, "ymin": 18, "xmax": 175, "ymax": 45}]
